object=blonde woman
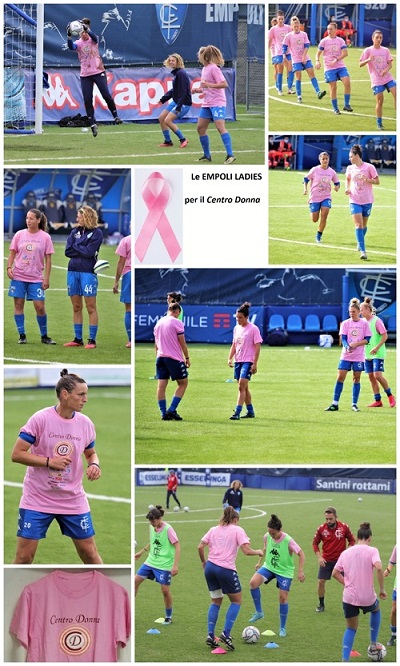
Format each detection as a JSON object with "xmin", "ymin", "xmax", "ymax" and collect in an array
[
  {"xmin": 64, "ymin": 206, "xmax": 103, "ymax": 349},
  {"xmin": 158, "ymin": 53, "xmax": 192, "ymax": 148},
  {"xmin": 222, "ymin": 480, "xmax": 243, "ymax": 512}
]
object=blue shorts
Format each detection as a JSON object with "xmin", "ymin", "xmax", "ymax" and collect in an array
[
  {"xmin": 392, "ymin": 589, "xmax": 397, "ymax": 601},
  {"xmin": 120, "ymin": 271, "xmax": 131, "ymax": 304},
  {"xmin": 364, "ymin": 358, "xmax": 385, "ymax": 373},
  {"xmin": 309, "ymin": 199, "xmax": 332, "ymax": 213},
  {"xmin": 338, "ymin": 359, "xmax": 365, "ymax": 372},
  {"xmin": 204, "ymin": 561, "xmax": 242, "ymax": 595},
  {"xmin": 343, "ymin": 598, "xmax": 379, "ymax": 618},
  {"xmin": 199, "ymin": 106, "xmax": 226, "ymax": 121},
  {"xmin": 165, "ymin": 100, "xmax": 191, "ymax": 118},
  {"xmin": 272, "ymin": 55, "xmax": 285, "ymax": 65},
  {"xmin": 234, "ymin": 362, "xmax": 253, "ymax": 381},
  {"xmin": 293, "ymin": 60, "xmax": 313, "ymax": 72},
  {"xmin": 372, "ymin": 80, "xmax": 396, "ymax": 95},
  {"xmin": 17, "ymin": 508, "xmax": 95, "ymax": 540},
  {"xmin": 67, "ymin": 271, "xmax": 98, "ymax": 297},
  {"xmin": 8, "ymin": 280, "xmax": 44, "ymax": 301},
  {"xmin": 325, "ymin": 67, "xmax": 349, "ymax": 83},
  {"xmin": 257, "ymin": 566, "xmax": 293, "ymax": 591},
  {"xmin": 156, "ymin": 356, "xmax": 188, "ymax": 381},
  {"xmin": 350, "ymin": 203, "xmax": 372, "ymax": 217},
  {"xmin": 136, "ymin": 563, "xmax": 172, "ymax": 585},
  {"xmin": 317, "ymin": 560, "xmax": 336, "ymax": 580}
]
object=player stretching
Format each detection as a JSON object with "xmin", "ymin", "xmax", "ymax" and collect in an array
[
  {"xmin": 268, "ymin": 12, "xmax": 294, "ymax": 95},
  {"xmin": 316, "ymin": 22, "xmax": 353, "ymax": 114},
  {"xmin": 282, "ymin": 17, "xmax": 326, "ymax": 104},
  {"xmin": 360, "ymin": 30, "xmax": 396, "ymax": 130}
]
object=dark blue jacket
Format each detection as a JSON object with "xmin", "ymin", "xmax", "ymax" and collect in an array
[
  {"xmin": 160, "ymin": 68, "xmax": 192, "ymax": 112},
  {"xmin": 65, "ymin": 227, "xmax": 103, "ymax": 273},
  {"xmin": 222, "ymin": 488, "xmax": 243, "ymax": 510}
]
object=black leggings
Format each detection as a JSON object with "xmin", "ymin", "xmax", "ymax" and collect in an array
[
  {"xmin": 166, "ymin": 490, "xmax": 181, "ymax": 508},
  {"xmin": 80, "ymin": 72, "xmax": 117, "ymax": 125}
]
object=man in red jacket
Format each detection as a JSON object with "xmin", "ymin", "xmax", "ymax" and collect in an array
[
  {"xmin": 312, "ymin": 506, "xmax": 355, "ymax": 612},
  {"xmin": 166, "ymin": 469, "xmax": 181, "ymax": 510}
]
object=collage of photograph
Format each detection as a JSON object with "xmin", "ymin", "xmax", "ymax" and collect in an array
[{"xmin": 2, "ymin": 2, "xmax": 396, "ymax": 665}]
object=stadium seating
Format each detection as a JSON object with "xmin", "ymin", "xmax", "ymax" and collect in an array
[
  {"xmin": 322, "ymin": 314, "xmax": 339, "ymax": 332},
  {"xmin": 304, "ymin": 314, "xmax": 320, "ymax": 332},
  {"xmin": 287, "ymin": 314, "xmax": 303, "ymax": 332},
  {"xmin": 268, "ymin": 313, "xmax": 285, "ymax": 331}
]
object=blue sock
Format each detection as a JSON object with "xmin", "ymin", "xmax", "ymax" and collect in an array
[
  {"xmin": 374, "ymin": 393, "xmax": 382, "ymax": 401},
  {"xmin": 333, "ymin": 380, "xmax": 344, "ymax": 402},
  {"xmin": 280, "ymin": 602, "xmax": 289, "ymax": 629},
  {"xmin": 74, "ymin": 324, "xmax": 83, "ymax": 340},
  {"xmin": 390, "ymin": 625, "xmax": 396, "ymax": 635},
  {"xmin": 162, "ymin": 129, "xmax": 171, "ymax": 142},
  {"xmin": 246, "ymin": 403, "xmax": 255, "ymax": 415},
  {"xmin": 158, "ymin": 399, "xmax": 167, "ymax": 416},
  {"xmin": 344, "ymin": 93, "xmax": 351, "ymax": 106},
  {"xmin": 175, "ymin": 127, "xmax": 184, "ymax": 140},
  {"xmin": 221, "ymin": 132, "xmax": 233, "ymax": 157},
  {"xmin": 36, "ymin": 314, "xmax": 47, "ymax": 336},
  {"xmin": 310, "ymin": 76, "xmax": 320, "ymax": 93},
  {"xmin": 224, "ymin": 602, "xmax": 241, "ymax": 636},
  {"xmin": 89, "ymin": 325, "xmax": 98, "ymax": 341},
  {"xmin": 377, "ymin": 117, "xmax": 383, "ymax": 128},
  {"xmin": 14, "ymin": 314, "xmax": 25, "ymax": 334},
  {"xmin": 343, "ymin": 627, "xmax": 357, "ymax": 662},
  {"xmin": 250, "ymin": 588, "xmax": 262, "ymax": 613},
  {"xmin": 370, "ymin": 609, "xmax": 381, "ymax": 643},
  {"xmin": 384, "ymin": 388, "xmax": 392, "ymax": 397},
  {"xmin": 332, "ymin": 98, "xmax": 339, "ymax": 111},
  {"xmin": 352, "ymin": 383, "xmax": 361, "ymax": 405},
  {"xmin": 287, "ymin": 71, "xmax": 294, "ymax": 89},
  {"xmin": 169, "ymin": 395, "xmax": 182, "ymax": 412},
  {"xmin": 295, "ymin": 80, "xmax": 301, "ymax": 96},
  {"xmin": 234, "ymin": 404, "xmax": 243, "ymax": 416},
  {"xmin": 165, "ymin": 607, "xmax": 172, "ymax": 619},
  {"xmin": 200, "ymin": 135, "xmax": 211, "ymax": 158},
  {"xmin": 276, "ymin": 72, "xmax": 283, "ymax": 92},
  {"xmin": 355, "ymin": 227, "xmax": 365, "ymax": 252},
  {"xmin": 125, "ymin": 311, "xmax": 131, "ymax": 341},
  {"xmin": 208, "ymin": 603, "xmax": 220, "ymax": 636}
]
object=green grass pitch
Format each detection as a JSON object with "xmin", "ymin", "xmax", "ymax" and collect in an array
[
  {"xmin": 135, "ymin": 343, "xmax": 396, "ymax": 464},
  {"xmin": 4, "ymin": 386, "xmax": 131, "ymax": 564},
  {"xmin": 268, "ymin": 170, "xmax": 396, "ymax": 265},
  {"xmin": 135, "ymin": 484, "xmax": 396, "ymax": 662},
  {"xmin": 4, "ymin": 242, "xmax": 131, "ymax": 364},
  {"xmin": 268, "ymin": 47, "xmax": 397, "ymax": 132},
  {"xmin": 3, "ymin": 105, "xmax": 264, "ymax": 166}
]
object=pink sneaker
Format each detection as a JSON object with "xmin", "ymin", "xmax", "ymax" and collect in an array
[
  {"xmin": 367, "ymin": 401, "xmax": 383, "ymax": 408},
  {"xmin": 84, "ymin": 339, "xmax": 97, "ymax": 349},
  {"xmin": 180, "ymin": 138, "xmax": 188, "ymax": 148},
  {"xmin": 388, "ymin": 395, "xmax": 396, "ymax": 407},
  {"xmin": 63, "ymin": 338, "xmax": 84, "ymax": 347},
  {"xmin": 125, "ymin": 341, "xmax": 131, "ymax": 348}
]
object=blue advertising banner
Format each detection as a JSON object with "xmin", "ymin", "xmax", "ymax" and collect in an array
[{"xmin": 247, "ymin": 4, "xmax": 265, "ymax": 62}]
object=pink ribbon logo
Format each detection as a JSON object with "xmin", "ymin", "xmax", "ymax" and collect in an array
[{"xmin": 135, "ymin": 172, "xmax": 182, "ymax": 263}]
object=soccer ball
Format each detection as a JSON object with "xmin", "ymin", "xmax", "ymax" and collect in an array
[
  {"xmin": 93, "ymin": 259, "xmax": 110, "ymax": 274},
  {"xmin": 134, "ymin": 540, "xmax": 138, "ymax": 548},
  {"xmin": 367, "ymin": 644, "xmax": 387, "ymax": 661},
  {"xmin": 183, "ymin": 506, "xmax": 190, "ymax": 512},
  {"xmin": 173, "ymin": 506, "xmax": 180, "ymax": 512},
  {"xmin": 242, "ymin": 626, "xmax": 260, "ymax": 643},
  {"xmin": 148, "ymin": 504, "xmax": 154, "ymax": 510},
  {"xmin": 69, "ymin": 20, "xmax": 84, "ymax": 36}
]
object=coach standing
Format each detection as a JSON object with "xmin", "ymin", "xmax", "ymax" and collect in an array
[{"xmin": 154, "ymin": 302, "xmax": 190, "ymax": 421}]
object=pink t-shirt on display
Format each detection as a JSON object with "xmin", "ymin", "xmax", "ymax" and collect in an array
[
  {"xmin": 360, "ymin": 46, "xmax": 394, "ymax": 87},
  {"xmin": 345, "ymin": 162, "xmax": 378, "ymax": 204},
  {"xmin": 115, "ymin": 235, "xmax": 131, "ymax": 275},
  {"xmin": 306, "ymin": 165, "xmax": 339, "ymax": 203},
  {"xmin": 268, "ymin": 24, "xmax": 291, "ymax": 57},
  {"xmin": 200, "ymin": 63, "xmax": 227, "ymax": 107},
  {"xmin": 201, "ymin": 523, "xmax": 250, "ymax": 569},
  {"xmin": 19, "ymin": 406, "xmax": 96, "ymax": 514},
  {"xmin": 10, "ymin": 229, "xmax": 54, "ymax": 283},
  {"xmin": 154, "ymin": 315, "xmax": 185, "ymax": 362},
  {"xmin": 339, "ymin": 317, "xmax": 371, "ymax": 362},
  {"xmin": 318, "ymin": 36, "xmax": 347, "ymax": 70},
  {"xmin": 75, "ymin": 36, "xmax": 105, "ymax": 77},
  {"xmin": 335, "ymin": 544, "xmax": 381, "ymax": 606},
  {"xmin": 283, "ymin": 31, "xmax": 309, "ymax": 64},
  {"xmin": 10, "ymin": 570, "xmax": 131, "ymax": 662},
  {"xmin": 233, "ymin": 322, "xmax": 263, "ymax": 363}
]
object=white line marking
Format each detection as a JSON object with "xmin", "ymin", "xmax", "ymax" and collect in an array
[
  {"xmin": 269, "ymin": 236, "xmax": 396, "ymax": 256},
  {"xmin": 4, "ymin": 480, "xmax": 130, "ymax": 503},
  {"xmin": 8, "ymin": 149, "xmax": 263, "ymax": 164}
]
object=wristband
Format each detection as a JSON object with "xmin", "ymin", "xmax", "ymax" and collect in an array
[
  {"xmin": 46, "ymin": 457, "xmax": 49, "ymax": 467},
  {"xmin": 88, "ymin": 462, "xmax": 101, "ymax": 469}
]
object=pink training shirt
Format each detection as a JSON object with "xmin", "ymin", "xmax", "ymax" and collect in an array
[
  {"xmin": 283, "ymin": 30, "xmax": 309, "ymax": 64},
  {"xmin": 306, "ymin": 165, "xmax": 339, "ymax": 203},
  {"xmin": 19, "ymin": 406, "xmax": 96, "ymax": 515},
  {"xmin": 268, "ymin": 24, "xmax": 291, "ymax": 57},
  {"xmin": 335, "ymin": 544, "xmax": 381, "ymax": 606},
  {"xmin": 75, "ymin": 35, "xmax": 105, "ymax": 77},
  {"xmin": 200, "ymin": 63, "xmax": 227, "ymax": 107},
  {"xmin": 345, "ymin": 162, "xmax": 378, "ymax": 204},
  {"xmin": 339, "ymin": 317, "xmax": 372, "ymax": 363},
  {"xmin": 201, "ymin": 523, "xmax": 250, "ymax": 570},
  {"xmin": 360, "ymin": 45, "xmax": 394, "ymax": 87},
  {"xmin": 10, "ymin": 229, "xmax": 54, "ymax": 283},
  {"xmin": 115, "ymin": 235, "xmax": 131, "ymax": 275},
  {"xmin": 318, "ymin": 35, "xmax": 347, "ymax": 70},
  {"xmin": 233, "ymin": 322, "xmax": 263, "ymax": 363},
  {"xmin": 154, "ymin": 315, "xmax": 185, "ymax": 362},
  {"xmin": 10, "ymin": 570, "xmax": 131, "ymax": 662}
]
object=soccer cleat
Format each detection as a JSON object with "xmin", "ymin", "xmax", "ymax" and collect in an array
[
  {"xmin": 324, "ymin": 404, "xmax": 338, "ymax": 411},
  {"xmin": 206, "ymin": 635, "xmax": 220, "ymax": 648},
  {"xmin": 360, "ymin": 251, "xmax": 368, "ymax": 260},
  {"xmin": 199, "ymin": 155, "xmax": 212, "ymax": 162},
  {"xmin": 315, "ymin": 235, "xmax": 322, "ymax": 243},
  {"xmin": 125, "ymin": 341, "xmax": 131, "ymax": 348},
  {"xmin": 343, "ymin": 105, "xmax": 353, "ymax": 112},
  {"xmin": 229, "ymin": 413, "xmax": 240, "ymax": 420},
  {"xmin": 18, "ymin": 333, "xmax": 27, "ymax": 344},
  {"xmin": 278, "ymin": 89, "xmax": 284, "ymax": 96},
  {"xmin": 316, "ymin": 604, "xmax": 325, "ymax": 613},
  {"xmin": 219, "ymin": 632, "xmax": 235, "ymax": 650},
  {"xmin": 334, "ymin": 109, "xmax": 341, "ymax": 115},
  {"xmin": 41, "ymin": 335, "xmax": 56, "ymax": 345},
  {"xmin": 388, "ymin": 395, "xmax": 396, "ymax": 407},
  {"xmin": 351, "ymin": 404, "xmax": 360, "ymax": 412},
  {"xmin": 114, "ymin": 117, "xmax": 123, "ymax": 124},
  {"xmin": 224, "ymin": 155, "xmax": 236, "ymax": 165},
  {"xmin": 368, "ymin": 400, "xmax": 383, "ymax": 408},
  {"xmin": 317, "ymin": 90, "xmax": 327, "ymax": 99},
  {"xmin": 179, "ymin": 138, "xmax": 188, "ymax": 148},
  {"xmin": 377, "ymin": 125, "xmax": 385, "ymax": 131},
  {"xmin": 159, "ymin": 141, "xmax": 173, "ymax": 147},
  {"xmin": 249, "ymin": 611, "xmax": 264, "ymax": 622},
  {"xmin": 166, "ymin": 410, "xmax": 183, "ymax": 421},
  {"xmin": 241, "ymin": 412, "xmax": 255, "ymax": 418},
  {"xmin": 91, "ymin": 124, "xmax": 98, "ymax": 137},
  {"xmin": 63, "ymin": 338, "xmax": 84, "ymax": 347},
  {"xmin": 162, "ymin": 413, "xmax": 172, "ymax": 421},
  {"xmin": 163, "ymin": 618, "xmax": 172, "ymax": 625},
  {"xmin": 387, "ymin": 636, "xmax": 396, "ymax": 646},
  {"xmin": 297, "ymin": 96, "xmax": 302, "ymax": 103},
  {"xmin": 287, "ymin": 88, "xmax": 295, "ymax": 94},
  {"xmin": 279, "ymin": 628, "xmax": 287, "ymax": 637},
  {"xmin": 85, "ymin": 339, "xmax": 97, "ymax": 349}
]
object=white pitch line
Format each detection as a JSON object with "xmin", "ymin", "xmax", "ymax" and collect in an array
[
  {"xmin": 4, "ymin": 480, "xmax": 130, "ymax": 503},
  {"xmin": 269, "ymin": 236, "xmax": 396, "ymax": 257},
  {"xmin": 269, "ymin": 92, "xmax": 396, "ymax": 120},
  {"xmin": 9, "ymin": 149, "xmax": 262, "ymax": 164},
  {"xmin": 270, "ymin": 204, "xmax": 395, "ymax": 208}
]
